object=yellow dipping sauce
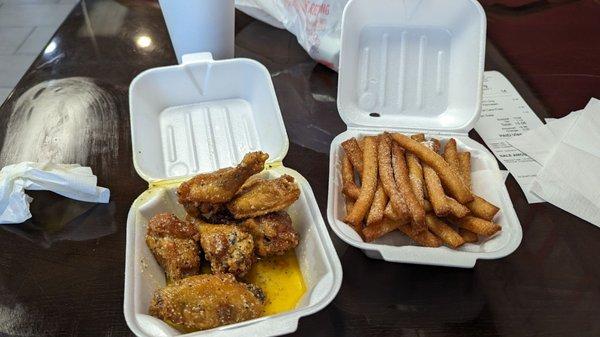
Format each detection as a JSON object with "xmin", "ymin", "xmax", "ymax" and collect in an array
[{"xmin": 244, "ymin": 251, "xmax": 306, "ymax": 316}]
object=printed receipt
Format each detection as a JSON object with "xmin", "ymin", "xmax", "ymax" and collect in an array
[{"xmin": 475, "ymin": 71, "xmax": 544, "ymax": 203}]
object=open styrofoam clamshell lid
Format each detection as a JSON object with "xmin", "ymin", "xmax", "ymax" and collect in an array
[
  {"xmin": 327, "ymin": 0, "xmax": 522, "ymax": 268},
  {"xmin": 125, "ymin": 53, "xmax": 343, "ymax": 336},
  {"xmin": 337, "ymin": 0, "xmax": 486, "ymax": 133},
  {"xmin": 129, "ymin": 52, "xmax": 289, "ymax": 182}
]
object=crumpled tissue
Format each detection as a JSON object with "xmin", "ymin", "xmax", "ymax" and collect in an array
[{"xmin": 0, "ymin": 162, "xmax": 110, "ymax": 224}]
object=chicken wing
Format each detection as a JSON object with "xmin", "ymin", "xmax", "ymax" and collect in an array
[
  {"xmin": 227, "ymin": 175, "xmax": 300, "ymax": 219},
  {"xmin": 242, "ymin": 211, "xmax": 299, "ymax": 257},
  {"xmin": 197, "ymin": 223, "xmax": 255, "ymax": 277},
  {"xmin": 149, "ymin": 274, "xmax": 265, "ymax": 332},
  {"xmin": 177, "ymin": 151, "xmax": 269, "ymax": 218},
  {"xmin": 145, "ymin": 213, "xmax": 200, "ymax": 282},
  {"xmin": 186, "ymin": 206, "xmax": 238, "ymax": 225}
]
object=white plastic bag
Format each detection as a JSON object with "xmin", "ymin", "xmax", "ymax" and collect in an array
[{"xmin": 235, "ymin": 0, "xmax": 348, "ymax": 70}]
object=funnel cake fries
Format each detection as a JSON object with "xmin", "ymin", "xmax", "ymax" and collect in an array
[
  {"xmin": 390, "ymin": 133, "xmax": 473, "ymax": 204},
  {"xmin": 391, "ymin": 141, "xmax": 425, "ymax": 232},
  {"xmin": 338, "ymin": 133, "xmax": 502, "ymax": 249},
  {"xmin": 342, "ymin": 138, "xmax": 385, "ymax": 227},
  {"xmin": 341, "ymin": 154, "xmax": 361, "ymax": 200},
  {"xmin": 422, "ymin": 140, "xmax": 451, "ymax": 217},
  {"xmin": 344, "ymin": 136, "xmax": 379, "ymax": 232},
  {"xmin": 377, "ymin": 135, "xmax": 409, "ymax": 228}
]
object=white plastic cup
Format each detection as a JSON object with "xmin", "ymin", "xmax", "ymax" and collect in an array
[{"xmin": 158, "ymin": 0, "xmax": 235, "ymax": 63}]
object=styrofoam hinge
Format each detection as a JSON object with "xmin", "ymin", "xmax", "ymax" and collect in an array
[
  {"xmin": 148, "ymin": 177, "xmax": 187, "ymax": 190},
  {"xmin": 146, "ymin": 161, "xmax": 285, "ymax": 189},
  {"xmin": 346, "ymin": 125, "xmax": 468, "ymax": 137},
  {"xmin": 266, "ymin": 161, "xmax": 284, "ymax": 170}
]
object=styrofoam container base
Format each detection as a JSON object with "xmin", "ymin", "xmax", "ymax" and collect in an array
[
  {"xmin": 327, "ymin": 130, "xmax": 522, "ymax": 268},
  {"xmin": 125, "ymin": 168, "xmax": 342, "ymax": 336},
  {"xmin": 125, "ymin": 53, "xmax": 342, "ymax": 336}
]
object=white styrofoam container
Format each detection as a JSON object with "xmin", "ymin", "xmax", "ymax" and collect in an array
[
  {"xmin": 124, "ymin": 53, "xmax": 343, "ymax": 337},
  {"xmin": 326, "ymin": 0, "xmax": 523, "ymax": 268}
]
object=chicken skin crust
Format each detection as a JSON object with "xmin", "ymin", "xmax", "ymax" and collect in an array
[
  {"xmin": 177, "ymin": 151, "xmax": 268, "ymax": 217},
  {"xmin": 149, "ymin": 274, "xmax": 265, "ymax": 332},
  {"xmin": 145, "ymin": 213, "xmax": 200, "ymax": 282},
  {"xmin": 242, "ymin": 211, "xmax": 299, "ymax": 257},
  {"xmin": 197, "ymin": 223, "xmax": 255, "ymax": 277},
  {"xmin": 227, "ymin": 175, "xmax": 300, "ymax": 219}
]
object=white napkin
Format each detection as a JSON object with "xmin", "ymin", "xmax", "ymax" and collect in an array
[
  {"xmin": 0, "ymin": 162, "xmax": 110, "ymax": 224},
  {"xmin": 509, "ymin": 110, "xmax": 582, "ymax": 166},
  {"xmin": 508, "ymin": 98, "xmax": 600, "ymax": 228}
]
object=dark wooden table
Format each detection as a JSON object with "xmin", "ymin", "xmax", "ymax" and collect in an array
[{"xmin": 0, "ymin": 0, "xmax": 599, "ymax": 336}]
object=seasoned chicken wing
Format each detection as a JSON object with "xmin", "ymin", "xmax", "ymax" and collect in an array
[
  {"xmin": 242, "ymin": 211, "xmax": 299, "ymax": 257},
  {"xmin": 177, "ymin": 151, "xmax": 269, "ymax": 218},
  {"xmin": 197, "ymin": 223, "xmax": 255, "ymax": 277},
  {"xmin": 145, "ymin": 213, "xmax": 200, "ymax": 282},
  {"xmin": 227, "ymin": 175, "xmax": 300, "ymax": 219},
  {"xmin": 149, "ymin": 274, "xmax": 265, "ymax": 332},
  {"xmin": 186, "ymin": 206, "xmax": 238, "ymax": 225}
]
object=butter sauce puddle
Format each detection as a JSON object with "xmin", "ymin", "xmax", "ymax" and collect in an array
[{"xmin": 197, "ymin": 250, "xmax": 306, "ymax": 317}]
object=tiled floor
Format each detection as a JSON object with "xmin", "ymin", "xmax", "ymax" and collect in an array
[{"xmin": 0, "ymin": 0, "xmax": 79, "ymax": 104}]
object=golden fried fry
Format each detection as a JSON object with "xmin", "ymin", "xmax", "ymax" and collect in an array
[
  {"xmin": 423, "ymin": 199, "xmax": 433, "ymax": 213},
  {"xmin": 390, "ymin": 133, "xmax": 473, "ymax": 203},
  {"xmin": 409, "ymin": 133, "xmax": 427, "ymax": 202},
  {"xmin": 423, "ymin": 163, "xmax": 450, "ymax": 216},
  {"xmin": 406, "ymin": 151, "xmax": 425, "ymax": 205},
  {"xmin": 459, "ymin": 228, "xmax": 478, "ymax": 243},
  {"xmin": 383, "ymin": 201, "xmax": 399, "ymax": 221},
  {"xmin": 341, "ymin": 154, "xmax": 360, "ymax": 200},
  {"xmin": 446, "ymin": 196, "xmax": 471, "ymax": 218},
  {"xmin": 345, "ymin": 199, "xmax": 354, "ymax": 214},
  {"xmin": 419, "ymin": 139, "xmax": 450, "ymax": 216},
  {"xmin": 396, "ymin": 220, "xmax": 443, "ymax": 247},
  {"xmin": 363, "ymin": 218, "xmax": 442, "ymax": 247},
  {"xmin": 384, "ymin": 199, "xmax": 432, "ymax": 220},
  {"xmin": 425, "ymin": 214, "xmax": 465, "ymax": 248},
  {"xmin": 366, "ymin": 184, "xmax": 388, "ymax": 226},
  {"xmin": 458, "ymin": 151, "xmax": 472, "ymax": 189},
  {"xmin": 377, "ymin": 134, "xmax": 410, "ymax": 224},
  {"xmin": 450, "ymin": 216, "xmax": 501, "ymax": 236},
  {"xmin": 341, "ymin": 138, "xmax": 364, "ymax": 174},
  {"xmin": 362, "ymin": 217, "xmax": 407, "ymax": 242},
  {"xmin": 443, "ymin": 138, "xmax": 460, "ymax": 174},
  {"xmin": 391, "ymin": 141, "xmax": 425, "ymax": 231},
  {"xmin": 431, "ymin": 138, "xmax": 442, "ymax": 152},
  {"xmin": 466, "ymin": 195, "xmax": 500, "ymax": 221},
  {"xmin": 344, "ymin": 136, "xmax": 379, "ymax": 229}
]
